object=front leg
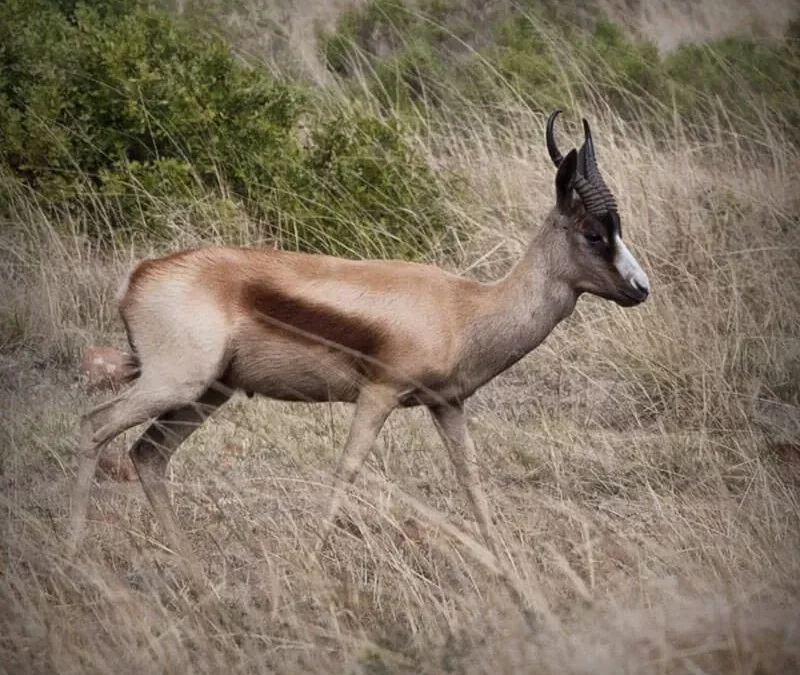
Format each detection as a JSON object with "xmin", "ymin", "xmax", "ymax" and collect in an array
[
  {"xmin": 429, "ymin": 402, "xmax": 535, "ymax": 626},
  {"xmin": 316, "ymin": 383, "xmax": 398, "ymax": 552}
]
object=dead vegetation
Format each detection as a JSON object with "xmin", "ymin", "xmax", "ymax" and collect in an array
[{"xmin": 1, "ymin": 1, "xmax": 800, "ymax": 673}]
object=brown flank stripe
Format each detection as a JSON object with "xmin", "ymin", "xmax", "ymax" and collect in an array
[{"xmin": 243, "ymin": 283, "xmax": 384, "ymax": 357}]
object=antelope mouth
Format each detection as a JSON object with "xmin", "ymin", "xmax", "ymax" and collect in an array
[{"xmin": 615, "ymin": 286, "xmax": 649, "ymax": 307}]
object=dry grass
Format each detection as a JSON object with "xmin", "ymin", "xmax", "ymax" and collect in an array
[{"xmin": 2, "ymin": 2, "xmax": 800, "ymax": 673}]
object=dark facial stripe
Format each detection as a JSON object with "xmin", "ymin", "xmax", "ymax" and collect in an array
[
  {"xmin": 603, "ymin": 210, "xmax": 622, "ymax": 238},
  {"xmin": 581, "ymin": 213, "xmax": 619, "ymax": 262}
]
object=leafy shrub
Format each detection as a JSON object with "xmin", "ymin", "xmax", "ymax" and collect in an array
[
  {"xmin": 580, "ymin": 21, "xmax": 664, "ymax": 112},
  {"xmin": 485, "ymin": 12, "xmax": 564, "ymax": 110},
  {"xmin": 317, "ymin": 0, "xmax": 643, "ymax": 114},
  {"xmin": 321, "ymin": 0, "xmax": 418, "ymax": 77},
  {"xmin": 663, "ymin": 35, "xmax": 800, "ymax": 135},
  {"xmin": 319, "ymin": 0, "xmax": 476, "ymax": 112},
  {"xmin": 286, "ymin": 108, "xmax": 452, "ymax": 256},
  {"xmin": 0, "ymin": 0, "xmax": 300, "ymax": 227},
  {"xmin": 0, "ymin": 0, "xmax": 452, "ymax": 257},
  {"xmin": 318, "ymin": 0, "xmax": 800, "ymax": 139}
]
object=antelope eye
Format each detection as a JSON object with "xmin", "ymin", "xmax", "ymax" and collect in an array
[{"xmin": 585, "ymin": 231, "xmax": 606, "ymax": 245}]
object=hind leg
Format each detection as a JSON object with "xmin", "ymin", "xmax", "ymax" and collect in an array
[
  {"xmin": 130, "ymin": 385, "xmax": 231, "ymax": 561},
  {"xmin": 69, "ymin": 375, "xmax": 215, "ymax": 555}
]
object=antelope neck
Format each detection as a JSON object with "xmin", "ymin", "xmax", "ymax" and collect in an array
[{"xmin": 456, "ymin": 227, "xmax": 577, "ymax": 394}]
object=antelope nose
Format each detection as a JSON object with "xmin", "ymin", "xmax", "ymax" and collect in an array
[{"xmin": 632, "ymin": 279, "xmax": 649, "ymax": 298}]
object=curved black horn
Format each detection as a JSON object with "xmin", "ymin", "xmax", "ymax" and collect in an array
[
  {"xmin": 581, "ymin": 119, "xmax": 597, "ymax": 168},
  {"xmin": 578, "ymin": 117, "xmax": 619, "ymax": 215},
  {"xmin": 573, "ymin": 175, "xmax": 607, "ymax": 217},
  {"xmin": 546, "ymin": 109, "xmax": 564, "ymax": 167}
]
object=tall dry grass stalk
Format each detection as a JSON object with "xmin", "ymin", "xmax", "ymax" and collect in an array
[{"xmin": 2, "ymin": 2, "xmax": 799, "ymax": 673}]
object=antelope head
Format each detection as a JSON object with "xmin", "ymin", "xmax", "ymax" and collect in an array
[{"xmin": 545, "ymin": 110, "xmax": 650, "ymax": 307}]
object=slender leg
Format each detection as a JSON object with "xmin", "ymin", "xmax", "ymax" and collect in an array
[
  {"xmin": 69, "ymin": 390, "xmax": 141, "ymax": 549},
  {"xmin": 429, "ymin": 402, "xmax": 535, "ymax": 626},
  {"xmin": 69, "ymin": 377, "xmax": 209, "ymax": 555},
  {"xmin": 316, "ymin": 383, "xmax": 398, "ymax": 552},
  {"xmin": 130, "ymin": 385, "xmax": 231, "ymax": 564},
  {"xmin": 69, "ymin": 416, "xmax": 112, "ymax": 556}
]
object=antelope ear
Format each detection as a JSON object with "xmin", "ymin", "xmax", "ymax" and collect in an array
[{"xmin": 555, "ymin": 148, "xmax": 578, "ymax": 213}]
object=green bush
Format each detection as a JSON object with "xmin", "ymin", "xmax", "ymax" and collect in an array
[
  {"xmin": 322, "ymin": 0, "xmax": 541, "ymax": 112},
  {"xmin": 321, "ymin": 0, "xmax": 417, "ymax": 77},
  {"xmin": 0, "ymin": 0, "xmax": 452, "ymax": 257},
  {"xmin": 664, "ymin": 35, "xmax": 800, "ymax": 135},
  {"xmin": 0, "ymin": 0, "xmax": 300, "ymax": 228},
  {"xmin": 317, "ymin": 0, "xmax": 632, "ymax": 114},
  {"xmin": 478, "ymin": 14, "xmax": 665, "ymax": 118},
  {"xmin": 319, "ymin": 0, "xmax": 472, "ymax": 112},
  {"xmin": 317, "ymin": 0, "xmax": 800, "ymax": 139},
  {"xmin": 320, "ymin": 0, "xmax": 477, "ymax": 76},
  {"xmin": 485, "ymin": 12, "xmax": 564, "ymax": 110},
  {"xmin": 287, "ymin": 108, "xmax": 451, "ymax": 256},
  {"xmin": 581, "ymin": 21, "xmax": 663, "ymax": 111}
]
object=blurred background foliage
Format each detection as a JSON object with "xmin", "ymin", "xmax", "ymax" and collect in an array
[{"xmin": 1, "ymin": 0, "xmax": 798, "ymax": 255}]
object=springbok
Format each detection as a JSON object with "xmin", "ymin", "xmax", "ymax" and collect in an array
[{"xmin": 70, "ymin": 110, "xmax": 649, "ymax": 615}]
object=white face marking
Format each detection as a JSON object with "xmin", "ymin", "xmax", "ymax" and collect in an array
[{"xmin": 614, "ymin": 235, "xmax": 649, "ymax": 293}]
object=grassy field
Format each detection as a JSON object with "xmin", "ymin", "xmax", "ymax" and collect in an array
[{"xmin": 2, "ymin": 1, "xmax": 800, "ymax": 673}]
